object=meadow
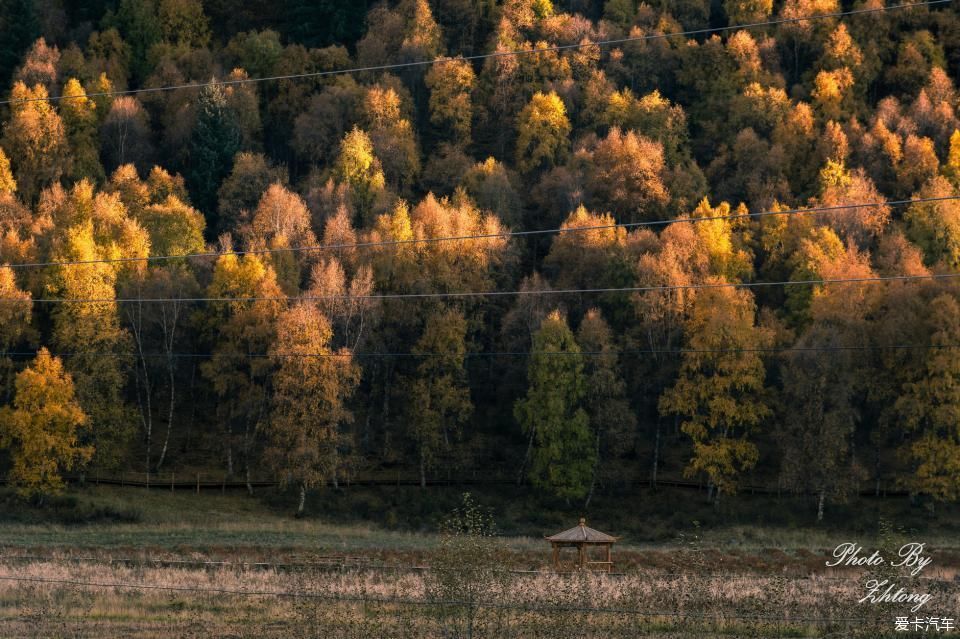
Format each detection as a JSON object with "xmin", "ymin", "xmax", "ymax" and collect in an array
[{"xmin": 1, "ymin": 486, "xmax": 958, "ymax": 638}]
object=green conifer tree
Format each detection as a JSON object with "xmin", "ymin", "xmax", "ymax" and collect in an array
[{"xmin": 187, "ymin": 82, "xmax": 242, "ymax": 225}]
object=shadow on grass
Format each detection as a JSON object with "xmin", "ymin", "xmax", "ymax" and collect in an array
[
  {"xmin": 263, "ymin": 482, "xmax": 960, "ymax": 544},
  {"xmin": 0, "ymin": 489, "xmax": 142, "ymax": 525}
]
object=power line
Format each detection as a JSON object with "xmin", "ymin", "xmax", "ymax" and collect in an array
[
  {"xmin": 2, "ymin": 194, "xmax": 956, "ymax": 271},
  {"xmin": 7, "ymin": 269, "xmax": 960, "ymax": 303},
  {"xmin": 0, "ymin": 574, "xmax": 870, "ymax": 623},
  {"xmin": 0, "ymin": 0, "xmax": 947, "ymax": 107},
  {"xmin": 3, "ymin": 554, "xmax": 953, "ymax": 582},
  {"xmin": 0, "ymin": 554, "xmax": 430, "ymax": 573},
  {"xmin": 1, "ymin": 342, "xmax": 957, "ymax": 360}
]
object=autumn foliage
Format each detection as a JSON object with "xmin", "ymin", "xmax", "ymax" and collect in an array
[{"xmin": 0, "ymin": 0, "xmax": 959, "ymax": 516}]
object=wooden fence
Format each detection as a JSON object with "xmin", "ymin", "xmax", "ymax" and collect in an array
[{"xmin": 0, "ymin": 472, "xmax": 911, "ymax": 498}]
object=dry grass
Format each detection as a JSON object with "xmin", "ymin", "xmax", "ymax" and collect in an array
[{"xmin": 0, "ymin": 556, "xmax": 957, "ymax": 638}]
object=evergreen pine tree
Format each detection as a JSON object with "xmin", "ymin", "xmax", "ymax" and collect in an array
[
  {"xmin": 0, "ymin": 0, "xmax": 39, "ymax": 89},
  {"xmin": 187, "ymin": 82, "xmax": 242, "ymax": 228}
]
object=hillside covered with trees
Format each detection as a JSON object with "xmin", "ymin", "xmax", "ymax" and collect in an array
[{"xmin": 1, "ymin": 0, "xmax": 960, "ymax": 521}]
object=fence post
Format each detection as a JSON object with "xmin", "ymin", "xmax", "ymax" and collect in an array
[
  {"xmin": 171, "ymin": 472, "xmax": 175, "ymax": 493},
  {"xmin": 196, "ymin": 473, "xmax": 200, "ymax": 495},
  {"xmin": 222, "ymin": 475, "xmax": 225, "ymax": 494}
]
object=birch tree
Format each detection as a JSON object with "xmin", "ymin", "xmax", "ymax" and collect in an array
[{"xmin": 265, "ymin": 303, "xmax": 360, "ymax": 516}]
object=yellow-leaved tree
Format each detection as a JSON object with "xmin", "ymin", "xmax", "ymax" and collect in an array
[
  {"xmin": 659, "ymin": 285, "xmax": 772, "ymax": 501},
  {"xmin": 360, "ymin": 85, "xmax": 421, "ymax": 192},
  {"xmin": 0, "ymin": 266, "xmax": 32, "ymax": 397},
  {"xmin": 200, "ymin": 249, "xmax": 284, "ymax": 489},
  {"xmin": 425, "ymin": 57, "xmax": 476, "ymax": 146},
  {"xmin": 544, "ymin": 205, "xmax": 628, "ymax": 291},
  {"xmin": 895, "ymin": 294, "xmax": 960, "ymax": 504},
  {"xmin": 0, "ymin": 349, "xmax": 91, "ymax": 499},
  {"xmin": 1, "ymin": 82, "xmax": 70, "ymax": 203},
  {"xmin": 0, "ymin": 148, "xmax": 16, "ymax": 195},
  {"xmin": 334, "ymin": 126, "xmax": 388, "ymax": 224},
  {"xmin": 265, "ymin": 303, "xmax": 360, "ymax": 516},
  {"xmin": 59, "ymin": 78, "xmax": 104, "ymax": 183},
  {"xmin": 44, "ymin": 182, "xmax": 145, "ymax": 472},
  {"xmin": 515, "ymin": 91, "xmax": 570, "ymax": 175},
  {"xmin": 943, "ymin": 130, "xmax": 960, "ymax": 189},
  {"xmin": 723, "ymin": 0, "xmax": 773, "ymax": 24}
]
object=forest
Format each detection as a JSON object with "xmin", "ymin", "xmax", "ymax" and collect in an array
[{"xmin": 0, "ymin": 0, "xmax": 959, "ymax": 522}]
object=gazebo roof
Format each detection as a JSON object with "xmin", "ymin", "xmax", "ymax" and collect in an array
[{"xmin": 545, "ymin": 518, "xmax": 617, "ymax": 544}]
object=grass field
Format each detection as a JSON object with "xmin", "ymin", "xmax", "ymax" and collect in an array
[{"xmin": 1, "ymin": 486, "xmax": 958, "ymax": 637}]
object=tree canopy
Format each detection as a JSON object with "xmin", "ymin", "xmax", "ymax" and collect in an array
[{"xmin": 0, "ymin": 0, "xmax": 959, "ymax": 517}]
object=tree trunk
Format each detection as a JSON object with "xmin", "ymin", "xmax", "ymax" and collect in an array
[
  {"xmin": 3, "ymin": 360, "xmax": 13, "ymax": 404},
  {"xmin": 156, "ymin": 299, "xmax": 181, "ymax": 471},
  {"xmin": 584, "ymin": 428, "xmax": 601, "ymax": 509},
  {"xmin": 156, "ymin": 354, "xmax": 176, "ymax": 471},
  {"xmin": 381, "ymin": 361, "xmax": 392, "ymax": 459},
  {"xmin": 651, "ymin": 417, "xmax": 661, "ymax": 488},
  {"xmin": 226, "ymin": 419, "xmax": 234, "ymax": 477},
  {"xmin": 817, "ymin": 490, "xmax": 825, "ymax": 522},
  {"xmin": 420, "ymin": 451, "xmax": 426, "ymax": 489},
  {"xmin": 129, "ymin": 300, "xmax": 153, "ymax": 475},
  {"xmin": 117, "ymin": 121, "xmax": 127, "ymax": 165},
  {"xmin": 793, "ymin": 39, "xmax": 800, "ymax": 84},
  {"xmin": 875, "ymin": 443, "xmax": 881, "ymax": 498},
  {"xmin": 517, "ymin": 426, "xmax": 535, "ymax": 485},
  {"xmin": 297, "ymin": 483, "xmax": 306, "ymax": 517},
  {"xmin": 362, "ymin": 365, "xmax": 375, "ymax": 450},
  {"xmin": 184, "ymin": 363, "xmax": 197, "ymax": 452},
  {"xmin": 244, "ymin": 390, "xmax": 266, "ymax": 497},
  {"xmin": 363, "ymin": 410, "xmax": 371, "ymax": 450}
]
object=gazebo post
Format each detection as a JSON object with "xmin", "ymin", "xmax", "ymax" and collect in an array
[
  {"xmin": 552, "ymin": 543, "xmax": 558, "ymax": 570},
  {"xmin": 578, "ymin": 543, "xmax": 584, "ymax": 570}
]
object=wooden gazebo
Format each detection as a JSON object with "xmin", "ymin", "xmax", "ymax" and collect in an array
[{"xmin": 545, "ymin": 518, "xmax": 618, "ymax": 573}]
